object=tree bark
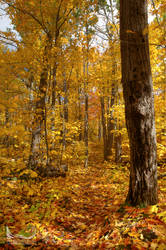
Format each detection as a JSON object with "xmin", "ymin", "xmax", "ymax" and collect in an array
[
  {"xmin": 115, "ymin": 123, "xmax": 122, "ymax": 163},
  {"xmin": 78, "ymin": 86, "xmax": 82, "ymax": 141},
  {"xmin": 100, "ymin": 95, "xmax": 107, "ymax": 159},
  {"xmin": 84, "ymin": 61, "xmax": 89, "ymax": 168},
  {"xmin": 28, "ymin": 68, "xmax": 48, "ymax": 169},
  {"xmin": 115, "ymin": 88, "xmax": 122, "ymax": 163},
  {"xmin": 105, "ymin": 82, "xmax": 116, "ymax": 159},
  {"xmin": 62, "ymin": 71, "xmax": 68, "ymax": 150},
  {"xmin": 120, "ymin": 0, "xmax": 158, "ymax": 206},
  {"xmin": 98, "ymin": 118, "xmax": 102, "ymax": 142}
]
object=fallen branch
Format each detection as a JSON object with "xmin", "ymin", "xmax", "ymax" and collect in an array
[{"xmin": 6, "ymin": 225, "xmax": 36, "ymax": 246}]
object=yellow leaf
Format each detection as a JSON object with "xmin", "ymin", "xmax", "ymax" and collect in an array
[
  {"xmin": 27, "ymin": 189, "xmax": 34, "ymax": 196},
  {"xmin": 23, "ymin": 204, "xmax": 28, "ymax": 209},
  {"xmin": 158, "ymin": 210, "xmax": 166, "ymax": 223},
  {"xmin": 146, "ymin": 205, "xmax": 158, "ymax": 214},
  {"xmin": 79, "ymin": 223, "xmax": 87, "ymax": 230},
  {"xmin": 30, "ymin": 171, "xmax": 38, "ymax": 178},
  {"xmin": 128, "ymin": 232, "xmax": 140, "ymax": 238},
  {"xmin": 7, "ymin": 182, "xmax": 15, "ymax": 189},
  {"xmin": 51, "ymin": 209, "xmax": 57, "ymax": 217}
]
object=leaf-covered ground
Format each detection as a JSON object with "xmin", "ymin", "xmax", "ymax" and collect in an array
[{"xmin": 0, "ymin": 143, "xmax": 166, "ymax": 249}]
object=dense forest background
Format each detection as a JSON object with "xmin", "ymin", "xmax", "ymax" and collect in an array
[{"xmin": 0, "ymin": 0, "xmax": 165, "ymax": 248}]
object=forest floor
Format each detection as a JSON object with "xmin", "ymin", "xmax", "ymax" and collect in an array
[{"xmin": 0, "ymin": 142, "xmax": 166, "ymax": 249}]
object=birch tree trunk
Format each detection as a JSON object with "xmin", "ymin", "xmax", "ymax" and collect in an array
[{"xmin": 120, "ymin": 0, "xmax": 158, "ymax": 205}]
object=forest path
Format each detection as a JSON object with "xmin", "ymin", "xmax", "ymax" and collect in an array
[
  {"xmin": 1, "ymin": 152, "xmax": 166, "ymax": 249},
  {"xmin": 88, "ymin": 141, "xmax": 104, "ymax": 164}
]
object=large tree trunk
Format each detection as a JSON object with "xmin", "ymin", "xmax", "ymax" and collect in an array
[{"xmin": 120, "ymin": 0, "xmax": 158, "ymax": 206}]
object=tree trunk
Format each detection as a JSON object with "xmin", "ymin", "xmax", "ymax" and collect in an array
[
  {"xmin": 105, "ymin": 82, "xmax": 116, "ymax": 159},
  {"xmin": 115, "ymin": 123, "xmax": 122, "ymax": 163},
  {"xmin": 78, "ymin": 86, "xmax": 82, "ymax": 141},
  {"xmin": 100, "ymin": 95, "xmax": 107, "ymax": 160},
  {"xmin": 120, "ymin": 0, "xmax": 158, "ymax": 205},
  {"xmin": 76, "ymin": 69, "xmax": 83, "ymax": 141},
  {"xmin": 101, "ymin": 79, "xmax": 117, "ymax": 161},
  {"xmin": 115, "ymin": 133, "xmax": 122, "ymax": 163},
  {"xmin": 28, "ymin": 69, "xmax": 48, "ymax": 169},
  {"xmin": 62, "ymin": 70, "xmax": 68, "ymax": 162},
  {"xmin": 84, "ymin": 61, "xmax": 89, "ymax": 168},
  {"xmin": 5, "ymin": 107, "xmax": 10, "ymax": 126},
  {"xmin": 98, "ymin": 118, "xmax": 102, "ymax": 142},
  {"xmin": 115, "ymin": 88, "xmax": 122, "ymax": 163}
]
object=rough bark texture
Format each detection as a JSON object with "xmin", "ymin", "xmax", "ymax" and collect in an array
[{"xmin": 120, "ymin": 0, "xmax": 158, "ymax": 205}]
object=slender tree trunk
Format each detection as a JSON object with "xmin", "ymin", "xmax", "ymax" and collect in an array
[
  {"xmin": 78, "ymin": 86, "xmax": 82, "ymax": 141},
  {"xmin": 105, "ymin": 82, "xmax": 116, "ymax": 159},
  {"xmin": 76, "ymin": 69, "xmax": 82, "ymax": 141},
  {"xmin": 84, "ymin": 61, "xmax": 89, "ymax": 168},
  {"xmin": 28, "ymin": 69, "xmax": 48, "ymax": 169},
  {"xmin": 5, "ymin": 84, "xmax": 10, "ymax": 127},
  {"xmin": 115, "ymin": 90, "xmax": 122, "ymax": 163},
  {"xmin": 5, "ymin": 107, "xmax": 10, "ymax": 126},
  {"xmin": 115, "ymin": 122, "xmax": 122, "ymax": 163},
  {"xmin": 98, "ymin": 118, "xmax": 102, "ymax": 142},
  {"xmin": 62, "ymin": 71, "xmax": 68, "ymax": 151},
  {"xmin": 44, "ymin": 102, "xmax": 49, "ymax": 165},
  {"xmin": 115, "ymin": 133, "xmax": 122, "ymax": 163},
  {"xmin": 83, "ymin": 20, "xmax": 90, "ymax": 168},
  {"xmin": 101, "ymin": 65, "xmax": 117, "ymax": 161},
  {"xmin": 52, "ymin": 64, "xmax": 57, "ymax": 107},
  {"xmin": 120, "ymin": 0, "xmax": 158, "ymax": 205},
  {"xmin": 106, "ymin": 47, "xmax": 118, "ymax": 158},
  {"xmin": 100, "ymin": 95, "xmax": 107, "ymax": 160}
]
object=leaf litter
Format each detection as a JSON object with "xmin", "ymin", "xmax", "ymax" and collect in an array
[{"xmin": 0, "ymin": 146, "xmax": 166, "ymax": 249}]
